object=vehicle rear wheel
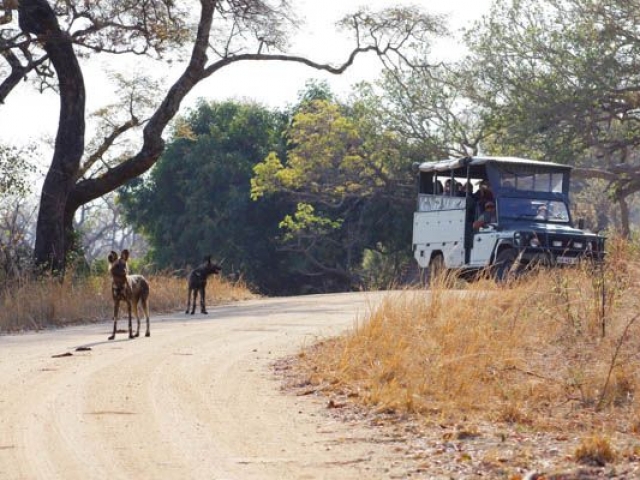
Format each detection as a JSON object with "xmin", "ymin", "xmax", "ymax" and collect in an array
[{"xmin": 494, "ymin": 248, "xmax": 518, "ymax": 283}]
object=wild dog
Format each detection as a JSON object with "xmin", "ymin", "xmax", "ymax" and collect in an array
[
  {"xmin": 186, "ymin": 255, "xmax": 221, "ymax": 315},
  {"xmin": 107, "ymin": 249, "xmax": 151, "ymax": 340}
]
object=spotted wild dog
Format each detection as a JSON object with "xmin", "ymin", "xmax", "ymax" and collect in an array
[
  {"xmin": 186, "ymin": 255, "xmax": 221, "ymax": 315},
  {"xmin": 107, "ymin": 249, "xmax": 151, "ymax": 340}
]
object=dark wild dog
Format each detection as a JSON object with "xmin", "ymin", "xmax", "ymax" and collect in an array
[
  {"xmin": 108, "ymin": 249, "xmax": 151, "ymax": 340},
  {"xmin": 186, "ymin": 255, "xmax": 221, "ymax": 314}
]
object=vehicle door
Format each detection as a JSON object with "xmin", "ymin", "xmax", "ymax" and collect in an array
[{"xmin": 469, "ymin": 228, "xmax": 499, "ymax": 266}]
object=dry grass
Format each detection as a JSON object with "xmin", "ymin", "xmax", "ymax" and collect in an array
[
  {"xmin": 0, "ymin": 272, "xmax": 256, "ymax": 333},
  {"xmin": 292, "ymin": 237, "xmax": 640, "ymax": 436},
  {"xmin": 574, "ymin": 435, "xmax": 617, "ymax": 466}
]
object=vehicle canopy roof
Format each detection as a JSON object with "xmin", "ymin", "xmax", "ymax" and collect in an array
[
  {"xmin": 415, "ymin": 156, "xmax": 572, "ymax": 174},
  {"xmin": 415, "ymin": 156, "xmax": 572, "ymax": 197}
]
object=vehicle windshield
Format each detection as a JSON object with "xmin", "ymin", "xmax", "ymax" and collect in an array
[{"xmin": 498, "ymin": 198, "xmax": 570, "ymax": 223}]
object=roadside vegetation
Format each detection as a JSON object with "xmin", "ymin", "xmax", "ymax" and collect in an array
[
  {"xmin": 0, "ymin": 270, "xmax": 256, "ymax": 333},
  {"xmin": 287, "ymin": 236, "xmax": 640, "ymax": 472}
]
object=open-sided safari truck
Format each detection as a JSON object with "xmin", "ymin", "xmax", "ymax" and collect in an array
[{"xmin": 412, "ymin": 156, "xmax": 606, "ymax": 282}]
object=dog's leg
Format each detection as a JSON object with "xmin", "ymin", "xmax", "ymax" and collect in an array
[
  {"xmin": 190, "ymin": 288, "xmax": 197, "ymax": 315},
  {"xmin": 133, "ymin": 299, "xmax": 141, "ymax": 338},
  {"xmin": 200, "ymin": 285, "xmax": 207, "ymax": 314},
  {"xmin": 142, "ymin": 296, "xmax": 151, "ymax": 337},
  {"xmin": 109, "ymin": 299, "xmax": 120, "ymax": 340},
  {"xmin": 127, "ymin": 300, "xmax": 134, "ymax": 339},
  {"xmin": 191, "ymin": 288, "xmax": 198, "ymax": 315}
]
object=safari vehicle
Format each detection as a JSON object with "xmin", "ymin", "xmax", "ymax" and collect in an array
[{"xmin": 412, "ymin": 156, "xmax": 606, "ymax": 281}]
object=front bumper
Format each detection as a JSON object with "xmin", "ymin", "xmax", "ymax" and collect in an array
[
  {"xmin": 518, "ymin": 247, "xmax": 605, "ymax": 266},
  {"xmin": 511, "ymin": 230, "xmax": 605, "ymax": 267}
]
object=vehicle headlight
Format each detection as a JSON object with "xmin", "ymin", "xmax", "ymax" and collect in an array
[
  {"xmin": 515, "ymin": 231, "xmax": 541, "ymax": 247},
  {"xmin": 514, "ymin": 232, "xmax": 522, "ymax": 246}
]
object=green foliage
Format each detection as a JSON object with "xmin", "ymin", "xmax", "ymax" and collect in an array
[
  {"xmin": 293, "ymin": 79, "xmax": 336, "ymax": 108},
  {"xmin": 464, "ymin": 0, "xmax": 640, "ymax": 164},
  {"xmin": 361, "ymin": 244, "xmax": 413, "ymax": 290},
  {"xmin": 65, "ymin": 228, "xmax": 90, "ymax": 278},
  {"xmin": 279, "ymin": 203, "xmax": 343, "ymax": 241},
  {"xmin": 119, "ymin": 99, "xmax": 301, "ymax": 294},
  {"xmin": 252, "ymin": 100, "xmax": 375, "ymax": 202},
  {"xmin": 452, "ymin": 0, "xmax": 640, "ymax": 235},
  {"xmin": 253, "ymin": 98, "xmax": 413, "ymax": 203},
  {"xmin": 120, "ymin": 89, "xmax": 419, "ymax": 294},
  {"xmin": 252, "ymin": 96, "xmax": 417, "ymax": 291}
]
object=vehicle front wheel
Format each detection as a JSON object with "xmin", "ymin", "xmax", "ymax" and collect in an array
[{"xmin": 494, "ymin": 249, "xmax": 519, "ymax": 283}]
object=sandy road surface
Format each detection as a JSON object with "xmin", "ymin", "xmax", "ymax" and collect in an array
[{"xmin": 0, "ymin": 291, "xmax": 407, "ymax": 480}]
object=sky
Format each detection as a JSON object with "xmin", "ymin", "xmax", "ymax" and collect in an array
[{"xmin": 0, "ymin": 0, "xmax": 493, "ymax": 147}]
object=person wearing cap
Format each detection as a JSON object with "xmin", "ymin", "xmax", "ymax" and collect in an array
[{"xmin": 473, "ymin": 201, "xmax": 497, "ymax": 229}]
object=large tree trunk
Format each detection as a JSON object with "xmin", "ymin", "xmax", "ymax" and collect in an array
[
  {"xmin": 24, "ymin": 0, "xmax": 215, "ymax": 275},
  {"xmin": 19, "ymin": 0, "xmax": 85, "ymax": 273}
]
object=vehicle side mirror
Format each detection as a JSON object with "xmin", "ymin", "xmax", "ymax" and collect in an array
[{"xmin": 577, "ymin": 218, "xmax": 585, "ymax": 230}]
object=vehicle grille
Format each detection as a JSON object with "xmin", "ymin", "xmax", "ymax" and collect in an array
[{"xmin": 544, "ymin": 233, "xmax": 603, "ymax": 257}]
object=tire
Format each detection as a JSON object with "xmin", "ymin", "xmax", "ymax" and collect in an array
[{"xmin": 494, "ymin": 248, "xmax": 518, "ymax": 283}]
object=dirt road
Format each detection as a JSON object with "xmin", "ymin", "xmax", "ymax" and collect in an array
[{"xmin": 0, "ymin": 291, "xmax": 406, "ymax": 480}]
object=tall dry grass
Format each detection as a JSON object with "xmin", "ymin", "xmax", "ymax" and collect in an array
[
  {"xmin": 295, "ymin": 237, "xmax": 640, "ymax": 433},
  {"xmin": 0, "ymin": 272, "xmax": 256, "ymax": 333}
]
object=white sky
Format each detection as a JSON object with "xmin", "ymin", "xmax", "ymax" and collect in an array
[{"xmin": 0, "ymin": 0, "xmax": 493, "ymax": 147}]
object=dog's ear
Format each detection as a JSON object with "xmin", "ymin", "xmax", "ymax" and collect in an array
[
  {"xmin": 108, "ymin": 251, "xmax": 118, "ymax": 264},
  {"xmin": 121, "ymin": 249, "xmax": 130, "ymax": 262}
]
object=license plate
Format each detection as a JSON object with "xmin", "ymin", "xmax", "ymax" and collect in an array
[{"xmin": 557, "ymin": 256, "xmax": 579, "ymax": 265}]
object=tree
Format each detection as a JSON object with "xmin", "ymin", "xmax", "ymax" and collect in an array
[
  {"xmin": 0, "ymin": 143, "xmax": 38, "ymax": 282},
  {"xmin": 0, "ymin": 144, "xmax": 37, "ymax": 197},
  {"xmin": 119, "ymin": 100, "xmax": 302, "ymax": 294},
  {"xmin": 464, "ymin": 0, "xmax": 640, "ymax": 235},
  {"xmin": 251, "ymin": 95, "xmax": 417, "ymax": 290},
  {"xmin": 374, "ymin": 63, "xmax": 493, "ymax": 158},
  {"xmin": 0, "ymin": 197, "xmax": 38, "ymax": 284},
  {"xmin": 75, "ymin": 194, "xmax": 149, "ymax": 266},
  {"xmin": 0, "ymin": 0, "xmax": 443, "ymax": 274}
]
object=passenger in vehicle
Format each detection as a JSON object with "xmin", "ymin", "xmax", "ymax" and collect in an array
[
  {"xmin": 535, "ymin": 204, "xmax": 548, "ymax": 220},
  {"xmin": 474, "ymin": 179, "xmax": 494, "ymax": 212},
  {"xmin": 444, "ymin": 179, "xmax": 453, "ymax": 195},
  {"xmin": 473, "ymin": 201, "xmax": 497, "ymax": 230}
]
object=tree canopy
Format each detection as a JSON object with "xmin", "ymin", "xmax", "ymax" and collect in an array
[
  {"xmin": 251, "ymin": 93, "xmax": 418, "ymax": 291},
  {"xmin": 6, "ymin": 0, "xmax": 639, "ymax": 284},
  {"xmin": 0, "ymin": 0, "xmax": 443, "ymax": 274},
  {"xmin": 119, "ymin": 100, "xmax": 301, "ymax": 294},
  {"xmin": 463, "ymin": 0, "xmax": 640, "ymax": 233}
]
